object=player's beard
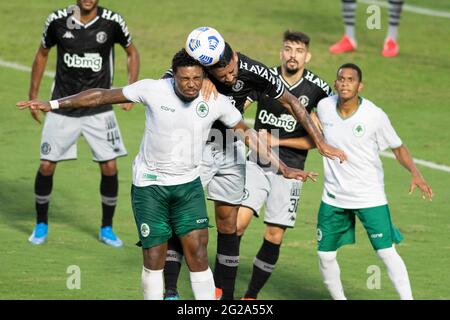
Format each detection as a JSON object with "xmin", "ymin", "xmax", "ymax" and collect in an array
[{"xmin": 285, "ymin": 65, "xmax": 299, "ymax": 75}]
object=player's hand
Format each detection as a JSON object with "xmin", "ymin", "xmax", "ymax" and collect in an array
[
  {"xmin": 17, "ymin": 100, "xmax": 51, "ymax": 114},
  {"xmin": 119, "ymin": 102, "xmax": 134, "ymax": 111},
  {"xmin": 409, "ymin": 173, "xmax": 433, "ymax": 201},
  {"xmin": 29, "ymin": 108, "xmax": 42, "ymax": 124},
  {"xmin": 311, "ymin": 111, "xmax": 323, "ymax": 134},
  {"xmin": 201, "ymin": 78, "xmax": 218, "ymax": 101},
  {"xmin": 281, "ymin": 166, "xmax": 318, "ymax": 182},
  {"xmin": 318, "ymin": 142, "xmax": 347, "ymax": 163}
]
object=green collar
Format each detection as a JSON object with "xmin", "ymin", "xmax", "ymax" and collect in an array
[{"xmin": 336, "ymin": 96, "xmax": 362, "ymax": 120}]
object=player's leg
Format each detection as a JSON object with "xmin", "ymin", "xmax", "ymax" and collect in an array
[
  {"xmin": 317, "ymin": 202, "xmax": 356, "ymax": 300},
  {"xmin": 82, "ymin": 110, "xmax": 127, "ymax": 247},
  {"xmin": 170, "ymin": 177, "xmax": 215, "ymax": 300},
  {"xmin": 164, "ymin": 235, "xmax": 184, "ymax": 299},
  {"xmin": 142, "ymin": 244, "xmax": 167, "ymax": 300},
  {"xmin": 180, "ymin": 229, "xmax": 215, "ymax": 300},
  {"xmin": 29, "ymin": 112, "xmax": 80, "ymax": 244},
  {"xmin": 382, "ymin": 0, "xmax": 403, "ymax": 57},
  {"xmin": 243, "ymin": 174, "xmax": 298, "ymax": 299},
  {"xmin": 206, "ymin": 142, "xmax": 246, "ymax": 300},
  {"xmin": 356, "ymin": 205, "xmax": 412, "ymax": 299},
  {"xmin": 330, "ymin": 0, "xmax": 357, "ymax": 54},
  {"xmin": 131, "ymin": 183, "xmax": 172, "ymax": 300}
]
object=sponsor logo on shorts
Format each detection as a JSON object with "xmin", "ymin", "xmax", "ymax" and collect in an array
[
  {"xmin": 370, "ymin": 233, "xmax": 383, "ymax": 239},
  {"xmin": 41, "ymin": 142, "xmax": 51, "ymax": 155},
  {"xmin": 243, "ymin": 188, "xmax": 249, "ymax": 200},
  {"xmin": 140, "ymin": 223, "xmax": 150, "ymax": 237},
  {"xmin": 196, "ymin": 102, "xmax": 209, "ymax": 118},
  {"xmin": 316, "ymin": 228, "xmax": 323, "ymax": 241},
  {"xmin": 196, "ymin": 218, "xmax": 208, "ymax": 224},
  {"xmin": 96, "ymin": 31, "xmax": 107, "ymax": 44},
  {"xmin": 353, "ymin": 123, "xmax": 365, "ymax": 137}
]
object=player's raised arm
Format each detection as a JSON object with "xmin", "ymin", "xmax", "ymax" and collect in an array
[
  {"xmin": 391, "ymin": 145, "xmax": 433, "ymax": 201},
  {"xmin": 232, "ymin": 120, "xmax": 318, "ymax": 182},
  {"xmin": 277, "ymin": 90, "xmax": 346, "ymax": 162},
  {"xmin": 17, "ymin": 88, "xmax": 130, "ymax": 112}
]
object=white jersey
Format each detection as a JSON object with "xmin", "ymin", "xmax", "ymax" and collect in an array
[
  {"xmin": 317, "ymin": 96, "xmax": 402, "ymax": 208},
  {"xmin": 122, "ymin": 79, "xmax": 242, "ymax": 186}
]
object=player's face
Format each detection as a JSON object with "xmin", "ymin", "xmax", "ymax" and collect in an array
[
  {"xmin": 334, "ymin": 68, "xmax": 362, "ymax": 101},
  {"xmin": 174, "ymin": 66, "xmax": 204, "ymax": 100},
  {"xmin": 281, "ymin": 40, "xmax": 311, "ymax": 74},
  {"xmin": 77, "ymin": 0, "xmax": 99, "ymax": 12},
  {"xmin": 208, "ymin": 53, "xmax": 239, "ymax": 86}
]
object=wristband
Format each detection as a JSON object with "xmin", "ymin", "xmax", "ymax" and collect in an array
[{"xmin": 49, "ymin": 100, "xmax": 59, "ymax": 110}]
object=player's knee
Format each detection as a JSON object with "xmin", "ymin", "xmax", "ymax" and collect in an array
[
  {"xmin": 264, "ymin": 226, "xmax": 285, "ymax": 245},
  {"xmin": 100, "ymin": 160, "xmax": 117, "ymax": 176},
  {"xmin": 39, "ymin": 161, "xmax": 56, "ymax": 176}
]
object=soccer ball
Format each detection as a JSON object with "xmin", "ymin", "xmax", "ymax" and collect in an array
[{"xmin": 185, "ymin": 27, "xmax": 225, "ymax": 66}]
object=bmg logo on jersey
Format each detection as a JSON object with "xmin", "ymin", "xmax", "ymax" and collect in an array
[{"xmin": 64, "ymin": 53, "xmax": 103, "ymax": 72}]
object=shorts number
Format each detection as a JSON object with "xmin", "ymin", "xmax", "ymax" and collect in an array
[
  {"xmin": 107, "ymin": 129, "xmax": 120, "ymax": 145},
  {"xmin": 288, "ymin": 198, "xmax": 299, "ymax": 213}
]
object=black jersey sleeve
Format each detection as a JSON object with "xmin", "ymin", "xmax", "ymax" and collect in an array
[
  {"xmin": 113, "ymin": 13, "xmax": 132, "ymax": 48},
  {"xmin": 41, "ymin": 12, "xmax": 58, "ymax": 49},
  {"xmin": 246, "ymin": 90, "xmax": 260, "ymax": 103},
  {"xmin": 243, "ymin": 58, "xmax": 285, "ymax": 100}
]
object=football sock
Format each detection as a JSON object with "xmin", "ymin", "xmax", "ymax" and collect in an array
[
  {"xmin": 244, "ymin": 238, "xmax": 280, "ymax": 299},
  {"xmin": 190, "ymin": 267, "xmax": 215, "ymax": 300},
  {"xmin": 164, "ymin": 235, "xmax": 183, "ymax": 295},
  {"xmin": 215, "ymin": 232, "xmax": 240, "ymax": 300},
  {"xmin": 35, "ymin": 171, "xmax": 53, "ymax": 224},
  {"xmin": 318, "ymin": 251, "xmax": 347, "ymax": 300},
  {"xmin": 100, "ymin": 173, "xmax": 118, "ymax": 227},
  {"xmin": 141, "ymin": 267, "xmax": 164, "ymax": 300},
  {"xmin": 376, "ymin": 246, "xmax": 413, "ymax": 300},
  {"xmin": 342, "ymin": 0, "xmax": 357, "ymax": 42},
  {"xmin": 387, "ymin": 0, "xmax": 403, "ymax": 40}
]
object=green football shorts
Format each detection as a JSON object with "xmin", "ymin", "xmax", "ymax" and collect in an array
[
  {"xmin": 316, "ymin": 201, "xmax": 403, "ymax": 251},
  {"xmin": 131, "ymin": 177, "xmax": 209, "ymax": 249}
]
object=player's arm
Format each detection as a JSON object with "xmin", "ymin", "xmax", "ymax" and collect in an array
[
  {"xmin": 277, "ymin": 90, "xmax": 346, "ymax": 162},
  {"xmin": 120, "ymin": 43, "xmax": 140, "ymax": 110},
  {"xmin": 28, "ymin": 45, "xmax": 50, "ymax": 123},
  {"xmin": 391, "ymin": 145, "xmax": 433, "ymax": 200},
  {"xmin": 17, "ymin": 88, "xmax": 130, "ymax": 112},
  {"xmin": 232, "ymin": 120, "xmax": 318, "ymax": 182}
]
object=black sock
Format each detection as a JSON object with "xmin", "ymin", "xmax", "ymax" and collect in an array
[
  {"xmin": 100, "ymin": 173, "xmax": 118, "ymax": 227},
  {"xmin": 35, "ymin": 171, "xmax": 53, "ymax": 224},
  {"xmin": 215, "ymin": 232, "xmax": 240, "ymax": 300},
  {"xmin": 164, "ymin": 235, "xmax": 183, "ymax": 296},
  {"xmin": 245, "ymin": 238, "xmax": 280, "ymax": 299}
]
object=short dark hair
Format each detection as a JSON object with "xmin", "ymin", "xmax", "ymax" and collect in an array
[
  {"xmin": 172, "ymin": 48, "xmax": 204, "ymax": 74},
  {"xmin": 337, "ymin": 63, "xmax": 363, "ymax": 82},
  {"xmin": 207, "ymin": 42, "xmax": 233, "ymax": 69},
  {"xmin": 283, "ymin": 30, "xmax": 310, "ymax": 47}
]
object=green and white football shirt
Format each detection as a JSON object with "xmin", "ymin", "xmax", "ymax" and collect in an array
[
  {"xmin": 123, "ymin": 78, "xmax": 242, "ymax": 187},
  {"xmin": 317, "ymin": 96, "xmax": 402, "ymax": 208}
]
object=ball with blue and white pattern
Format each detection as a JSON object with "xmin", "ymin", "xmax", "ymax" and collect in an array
[{"xmin": 185, "ymin": 27, "xmax": 225, "ymax": 66}]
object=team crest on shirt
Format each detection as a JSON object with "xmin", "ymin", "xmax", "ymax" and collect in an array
[
  {"xmin": 352, "ymin": 123, "xmax": 365, "ymax": 137},
  {"xmin": 232, "ymin": 80, "xmax": 244, "ymax": 92},
  {"xmin": 140, "ymin": 223, "xmax": 150, "ymax": 237},
  {"xmin": 96, "ymin": 31, "xmax": 107, "ymax": 44},
  {"xmin": 41, "ymin": 142, "xmax": 51, "ymax": 155},
  {"xmin": 196, "ymin": 102, "xmax": 209, "ymax": 118},
  {"xmin": 298, "ymin": 95, "xmax": 309, "ymax": 107}
]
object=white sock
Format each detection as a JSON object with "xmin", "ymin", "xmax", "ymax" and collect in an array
[
  {"xmin": 376, "ymin": 246, "xmax": 413, "ymax": 300},
  {"xmin": 190, "ymin": 267, "xmax": 215, "ymax": 300},
  {"xmin": 318, "ymin": 251, "xmax": 346, "ymax": 300},
  {"xmin": 141, "ymin": 267, "xmax": 164, "ymax": 300}
]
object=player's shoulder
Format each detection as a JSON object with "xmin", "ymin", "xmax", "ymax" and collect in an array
[
  {"xmin": 44, "ymin": 6, "xmax": 72, "ymax": 24},
  {"xmin": 214, "ymin": 93, "xmax": 234, "ymax": 107},
  {"xmin": 303, "ymin": 69, "xmax": 333, "ymax": 96},
  {"xmin": 360, "ymin": 97, "xmax": 384, "ymax": 114},
  {"xmin": 237, "ymin": 52, "xmax": 271, "ymax": 73},
  {"xmin": 317, "ymin": 95, "xmax": 338, "ymax": 109},
  {"xmin": 98, "ymin": 6, "xmax": 127, "ymax": 23}
]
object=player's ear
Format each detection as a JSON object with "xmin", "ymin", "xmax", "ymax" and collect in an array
[
  {"xmin": 358, "ymin": 81, "xmax": 364, "ymax": 93},
  {"xmin": 305, "ymin": 51, "xmax": 312, "ymax": 63},
  {"xmin": 334, "ymin": 80, "xmax": 338, "ymax": 91}
]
